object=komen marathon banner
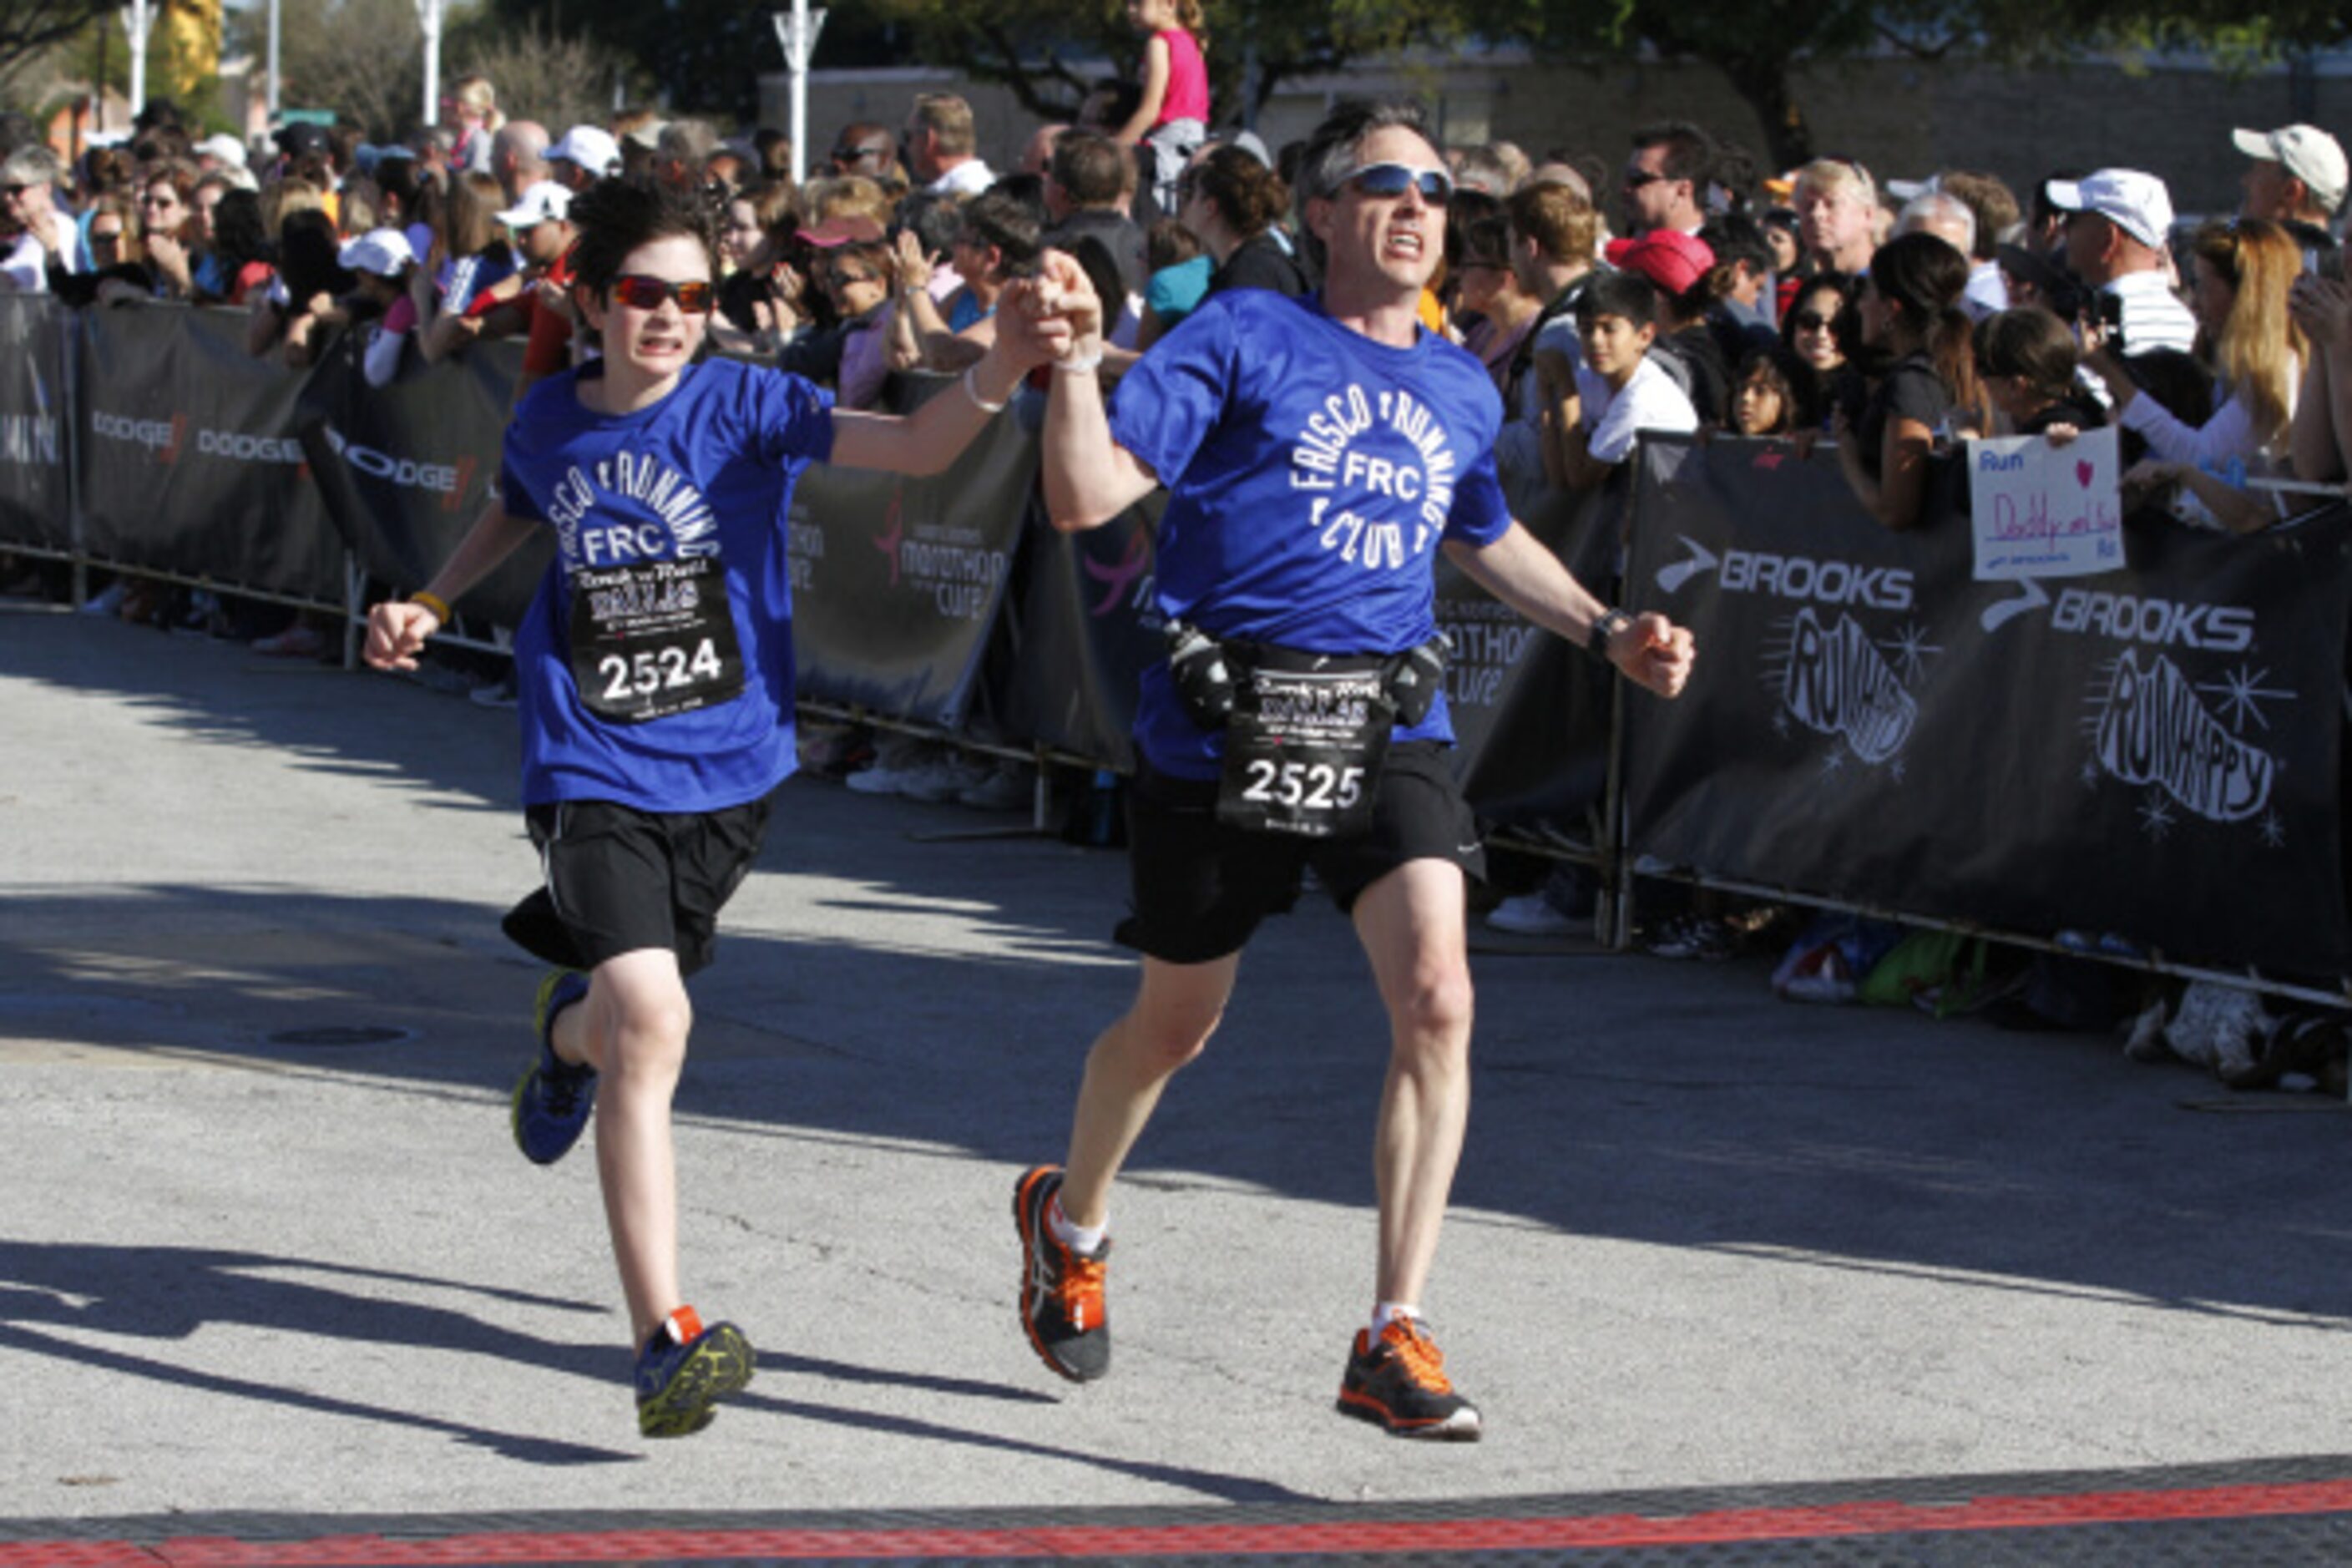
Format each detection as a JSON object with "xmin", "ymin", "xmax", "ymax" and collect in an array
[
  {"xmin": 0, "ymin": 296, "xmax": 70, "ymax": 553},
  {"xmin": 787, "ymin": 408, "xmax": 1033, "ymax": 731},
  {"xmin": 1621, "ymin": 434, "xmax": 2352, "ymax": 978}
]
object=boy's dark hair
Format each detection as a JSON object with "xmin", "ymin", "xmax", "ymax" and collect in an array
[
  {"xmin": 569, "ymin": 175, "xmax": 721, "ymax": 300},
  {"xmin": 1577, "ymin": 269, "xmax": 1661, "ymax": 330}
]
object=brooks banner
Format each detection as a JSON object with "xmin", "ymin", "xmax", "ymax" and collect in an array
[{"xmin": 1623, "ymin": 435, "xmax": 2352, "ymax": 978}]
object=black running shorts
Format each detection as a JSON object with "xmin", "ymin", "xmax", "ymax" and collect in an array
[
  {"xmin": 503, "ymin": 795, "xmax": 774, "ymax": 978},
  {"xmin": 1115, "ymin": 741, "xmax": 1486, "ymax": 966}
]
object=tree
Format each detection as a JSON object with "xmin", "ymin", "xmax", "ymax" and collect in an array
[
  {"xmin": 449, "ymin": 18, "xmax": 650, "ymax": 134},
  {"xmin": 230, "ymin": 0, "xmax": 432, "ymax": 139},
  {"xmin": 1479, "ymin": 0, "xmax": 2352, "ymax": 175},
  {"xmin": 0, "ymin": 0, "xmax": 114, "ymax": 94},
  {"xmin": 483, "ymin": 0, "xmax": 786, "ymax": 122}
]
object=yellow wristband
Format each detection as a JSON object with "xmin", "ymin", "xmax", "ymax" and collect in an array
[{"xmin": 410, "ymin": 590, "xmax": 452, "ymax": 624}]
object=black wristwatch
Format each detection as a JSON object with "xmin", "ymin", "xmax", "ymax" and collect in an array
[{"xmin": 1587, "ymin": 607, "xmax": 1634, "ymax": 659}]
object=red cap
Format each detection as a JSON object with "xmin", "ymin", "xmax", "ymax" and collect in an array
[{"xmin": 1604, "ymin": 230, "xmax": 1717, "ymax": 296}]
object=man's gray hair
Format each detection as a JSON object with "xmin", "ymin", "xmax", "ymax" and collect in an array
[
  {"xmin": 1291, "ymin": 98, "xmax": 1435, "ymax": 276},
  {"xmin": 1895, "ymin": 191, "xmax": 1976, "ymax": 260},
  {"xmin": 1, "ymin": 142, "xmax": 63, "ymax": 190}
]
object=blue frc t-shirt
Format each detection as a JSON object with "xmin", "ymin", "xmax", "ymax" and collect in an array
[
  {"xmin": 499, "ymin": 357, "xmax": 836, "ymax": 812},
  {"xmin": 1107, "ymin": 290, "xmax": 1514, "ymax": 779}
]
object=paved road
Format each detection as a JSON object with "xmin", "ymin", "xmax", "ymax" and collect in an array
[{"xmin": 4, "ymin": 601, "xmax": 2349, "ymax": 1525}]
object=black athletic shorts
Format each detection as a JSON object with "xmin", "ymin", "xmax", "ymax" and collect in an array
[
  {"xmin": 1115, "ymin": 741, "xmax": 1486, "ymax": 965},
  {"xmin": 503, "ymin": 795, "xmax": 774, "ymax": 978}
]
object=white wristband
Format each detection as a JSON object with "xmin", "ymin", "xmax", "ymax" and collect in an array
[
  {"xmin": 1054, "ymin": 346, "xmax": 1106, "ymax": 374},
  {"xmin": 963, "ymin": 364, "xmax": 1008, "ymax": 413}
]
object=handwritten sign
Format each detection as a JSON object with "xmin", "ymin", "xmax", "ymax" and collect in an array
[{"xmin": 1967, "ymin": 427, "xmax": 2125, "ymax": 581}]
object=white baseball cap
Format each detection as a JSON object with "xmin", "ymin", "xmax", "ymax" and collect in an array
[
  {"xmin": 2045, "ymin": 169, "xmax": 2175, "ymax": 251},
  {"xmin": 548, "ymin": 124, "xmax": 620, "ymax": 177},
  {"xmin": 337, "ymin": 228, "xmax": 416, "ymax": 277},
  {"xmin": 2232, "ymin": 124, "xmax": 2348, "ymax": 215},
  {"xmin": 193, "ymin": 133, "xmax": 248, "ymax": 169},
  {"xmin": 497, "ymin": 180, "xmax": 574, "ymax": 229}
]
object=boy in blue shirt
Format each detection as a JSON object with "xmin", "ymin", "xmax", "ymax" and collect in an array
[
  {"xmin": 1004, "ymin": 100, "xmax": 1696, "ymax": 1439},
  {"xmin": 365, "ymin": 177, "xmax": 1068, "ymax": 1439}
]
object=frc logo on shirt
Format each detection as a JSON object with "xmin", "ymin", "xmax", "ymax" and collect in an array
[
  {"xmin": 1287, "ymin": 384, "xmax": 1460, "ymax": 570},
  {"xmin": 547, "ymin": 451, "xmax": 718, "ymax": 568}
]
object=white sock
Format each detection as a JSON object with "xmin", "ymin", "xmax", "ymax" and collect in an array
[
  {"xmin": 1048, "ymin": 1193, "xmax": 1106, "ymax": 1255},
  {"xmin": 1372, "ymin": 1302, "xmax": 1420, "ymax": 1338}
]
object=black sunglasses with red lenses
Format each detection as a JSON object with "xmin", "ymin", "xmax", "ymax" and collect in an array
[{"xmin": 609, "ymin": 274, "xmax": 716, "ymax": 314}]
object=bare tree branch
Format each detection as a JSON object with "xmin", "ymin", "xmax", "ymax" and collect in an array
[{"xmin": 0, "ymin": 0, "xmax": 114, "ymax": 83}]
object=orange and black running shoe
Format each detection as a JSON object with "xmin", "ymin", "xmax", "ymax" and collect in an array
[
  {"xmin": 1013, "ymin": 1165, "xmax": 1111, "ymax": 1382},
  {"xmin": 1337, "ymin": 1317, "xmax": 1481, "ymax": 1439}
]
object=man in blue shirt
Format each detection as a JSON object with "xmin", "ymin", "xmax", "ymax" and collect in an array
[{"xmin": 1006, "ymin": 99, "xmax": 1695, "ymax": 1439}]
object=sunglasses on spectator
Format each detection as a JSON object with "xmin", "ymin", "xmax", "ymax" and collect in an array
[
  {"xmin": 1344, "ymin": 163, "xmax": 1453, "ymax": 203},
  {"xmin": 0, "ymin": 183, "xmax": 28, "ymax": 198},
  {"xmin": 1791, "ymin": 310, "xmax": 1835, "ymax": 331},
  {"xmin": 824, "ymin": 268, "xmax": 879, "ymax": 289},
  {"xmin": 609, "ymin": 275, "xmax": 716, "ymax": 313},
  {"xmin": 832, "ymin": 144, "xmax": 887, "ymax": 164},
  {"xmin": 1621, "ymin": 170, "xmax": 1669, "ymax": 191}
]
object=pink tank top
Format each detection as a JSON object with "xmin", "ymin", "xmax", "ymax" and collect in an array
[{"xmin": 1155, "ymin": 28, "xmax": 1209, "ymax": 127}]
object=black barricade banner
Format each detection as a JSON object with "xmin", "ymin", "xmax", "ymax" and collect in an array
[
  {"xmin": 1623, "ymin": 435, "xmax": 2352, "ymax": 977},
  {"xmin": 788, "ymin": 410, "xmax": 1035, "ymax": 727},
  {"xmin": 998, "ymin": 495, "xmax": 1164, "ymax": 771},
  {"xmin": 1440, "ymin": 480, "xmax": 1619, "ymax": 827},
  {"xmin": 0, "ymin": 296, "xmax": 70, "ymax": 551},
  {"xmin": 76, "ymin": 305, "xmax": 344, "ymax": 601},
  {"xmin": 298, "ymin": 335, "xmax": 548, "ymax": 627}
]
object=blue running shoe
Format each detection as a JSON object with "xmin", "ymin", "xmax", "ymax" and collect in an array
[
  {"xmin": 511, "ymin": 969, "xmax": 594, "ymax": 1165},
  {"xmin": 635, "ymin": 1307, "xmax": 755, "ymax": 1438}
]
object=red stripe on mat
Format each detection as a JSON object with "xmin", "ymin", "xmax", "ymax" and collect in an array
[{"xmin": 12, "ymin": 1479, "xmax": 2352, "ymax": 1565}]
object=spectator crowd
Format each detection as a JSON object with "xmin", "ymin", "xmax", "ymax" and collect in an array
[{"xmin": 6, "ymin": 63, "xmax": 2351, "ymax": 1058}]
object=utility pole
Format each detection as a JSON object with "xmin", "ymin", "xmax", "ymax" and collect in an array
[
  {"xmin": 771, "ymin": 0, "xmax": 828, "ymax": 186},
  {"xmin": 417, "ymin": 0, "xmax": 444, "ymax": 135},
  {"xmin": 120, "ymin": 0, "xmax": 155, "ymax": 121}
]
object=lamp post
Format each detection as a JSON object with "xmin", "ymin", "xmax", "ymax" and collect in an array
[
  {"xmin": 417, "ymin": 0, "xmax": 444, "ymax": 136},
  {"xmin": 771, "ymin": 0, "xmax": 827, "ymax": 186},
  {"xmin": 120, "ymin": 0, "xmax": 155, "ymax": 120},
  {"xmin": 267, "ymin": 0, "xmax": 281, "ymax": 119}
]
